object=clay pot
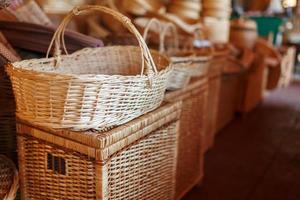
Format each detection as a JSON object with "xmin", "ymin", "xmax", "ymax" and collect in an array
[{"xmin": 230, "ymin": 18, "xmax": 258, "ymax": 50}]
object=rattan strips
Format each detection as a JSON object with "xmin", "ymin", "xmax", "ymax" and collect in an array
[{"xmin": 6, "ymin": 5, "xmax": 172, "ymax": 131}]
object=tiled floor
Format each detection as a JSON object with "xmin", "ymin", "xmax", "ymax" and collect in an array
[{"xmin": 183, "ymin": 82, "xmax": 300, "ymax": 200}]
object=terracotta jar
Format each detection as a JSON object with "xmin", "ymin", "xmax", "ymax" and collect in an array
[{"xmin": 230, "ymin": 18, "xmax": 258, "ymax": 50}]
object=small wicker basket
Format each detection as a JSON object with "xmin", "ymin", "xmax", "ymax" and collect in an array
[
  {"xmin": 0, "ymin": 155, "xmax": 19, "ymax": 200},
  {"xmin": 161, "ymin": 23, "xmax": 212, "ymax": 90},
  {"xmin": 6, "ymin": 5, "xmax": 172, "ymax": 131}
]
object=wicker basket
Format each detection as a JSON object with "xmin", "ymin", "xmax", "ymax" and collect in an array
[
  {"xmin": 161, "ymin": 23, "xmax": 212, "ymax": 90},
  {"xmin": 216, "ymin": 70, "xmax": 245, "ymax": 133},
  {"xmin": 0, "ymin": 155, "xmax": 19, "ymax": 200},
  {"xmin": 202, "ymin": 0, "xmax": 232, "ymax": 19},
  {"xmin": 6, "ymin": 5, "xmax": 172, "ymax": 131},
  {"xmin": 167, "ymin": 0, "xmax": 201, "ymax": 24},
  {"xmin": 17, "ymin": 102, "xmax": 181, "ymax": 200},
  {"xmin": 165, "ymin": 77, "xmax": 208, "ymax": 200},
  {"xmin": 203, "ymin": 17, "xmax": 230, "ymax": 44}
]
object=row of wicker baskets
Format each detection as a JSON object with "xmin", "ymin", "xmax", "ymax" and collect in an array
[{"xmin": 0, "ymin": 4, "xmax": 221, "ymax": 200}]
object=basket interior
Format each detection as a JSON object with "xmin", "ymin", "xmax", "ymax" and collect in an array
[{"xmin": 14, "ymin": 46, "xmax": 169, "ymax": 76}]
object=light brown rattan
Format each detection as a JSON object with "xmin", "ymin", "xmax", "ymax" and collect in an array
[
  {"xmin": 140, "ymin": 18, "xmax": 190, "ymax": 90},
  {"xmin": 202, "ymin": 17, "xmax": 230, "ymax": 44},
  {"xmin": 143, "ymin": 18, "xmax": 192, "ymax": 90},
  {"xmin": 204, "ymin": 49, "xmax": 228, "ymax": 151},
  {"xmin": 202, "ymin": 0, "xmax": 232, "ymax": 19},
  {"xmin": 6, "ymin": 5, "xmax": 172, "ymax": 131},
  {"xmin": 161, "ymin": 23, "xmax": 212, "ymax": 90},
  {"xmin": 0, "ymin": 155, "xmax": 19, "ymax": 200},
  {"xmin": 17, "ymin": 102, "xmax": 181, "ymax": 200},
  {"xmin": 165, "ymin": 77, "xmax": 208, "ymax": 200},
  {"xmin": 216, "ymin": 71, "xmax": 245, "ymax": 133}
]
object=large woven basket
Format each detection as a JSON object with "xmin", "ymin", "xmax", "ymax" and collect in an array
[
  {"xmin": 6, "ymin": 5, "xmax": 172, "ymax": 131},
  {"xmin": 162, "ymin": 23, "xmax": 212, "ymax": 90},
  {"xmin": 0, "ymin": 155, "xmax": 19, "ymax": 200}
]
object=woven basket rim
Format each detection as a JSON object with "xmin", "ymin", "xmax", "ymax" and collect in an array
[
  {"xmin": 7, "ymin": 46, "xmax": 172, "ymax": 79},
  {"xmin": 171, "ymin": 54, "xmax": 212, "ymax": 63}
]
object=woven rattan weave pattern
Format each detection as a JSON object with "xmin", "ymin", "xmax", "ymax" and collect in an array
[
  {"xmin": 7, "ymin": 5, "xmax": 172, "ymax": 131},
  {"xmin": 165, "ymin": 77, "xmax": 208, "ymax": 199},
  {"xmin": 18, "ymin": 122, "xmax": 178, "ymax": 200},
  {"xmin": 17, "ymin": 102, "xmax": 181, "ymax": 200}
]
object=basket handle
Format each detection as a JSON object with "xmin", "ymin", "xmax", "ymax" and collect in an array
[
  {"xmin": 46, "ymin": 5, "xmax": 158, "ymax": 76},
  {"xmin": 160, "ymin": 22, "xmax": 179, "ymax": 55},
  {"xmin": 142, "ymin": 18, "xmax": 164, "ymax": 53}
]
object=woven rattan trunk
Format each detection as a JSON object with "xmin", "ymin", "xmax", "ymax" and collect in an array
[
  {"xmin": 165, "ymin": 77, "xmax": 208, "ymax": 200},
  {"xmin": 16, "ymin": 102, "xmax": 181, "ymax": 200},
  {"xmin": 239, "ymin": 55, "xmax": 265, "ymax": 113},
  {"xmin": 205, "ymin": 55, "xmax": 224, "ymax": 151},
  {"xmin": 216, "ymin": 72, "xmax": 245, "ymax": 133}
]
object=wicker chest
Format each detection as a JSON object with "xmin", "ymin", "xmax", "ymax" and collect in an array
[
  {"xmin": 205, "ymin": 56, "xmax": 223, "ymax": 151},
  {"xmin": 165, "ymin": 77, "xmax": 209, "ymax": 200},
  {"xmin": 217, "ymin": 71, "xmax": 245, "ymax": 132},
  {"xmin": 16, "ymin": 102, "xmax": 182, "ymax": 200}
]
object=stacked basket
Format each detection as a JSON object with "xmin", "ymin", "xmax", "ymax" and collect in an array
[
  {"xmin": 167, "ymin": 0, "xmax": 201, "ymax": 24},
  {"xmin": 201, "ymin": 0, "xmax": 231, "ymax": 44}
]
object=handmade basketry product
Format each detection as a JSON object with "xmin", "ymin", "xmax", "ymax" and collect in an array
[
  {"xmin": 6, "ymin": 5, "xmax": 172, "ymax": 131},
  {"xmin": 136, "ymin": 18, "xmax": 189, "ymax": 90},
  {"xmin": 203, "ymin": 17, "xmax": 230, "ymax": 44},
  {"xmin": 165, "ymin": 77, "xmax": 209, "ymax": 200},
  {"xmin": 0, "ymin": 155, "xmax": 19, "ymax": 200},
  {"xmin": 167, "ymin": 0, "xmax": 201, "ymax": 24},
  {"xmin": 216, "ymin": 63, "xmax": 245, "ymax": 133},
  {"xmin": 161, "ymin": 23, "xmax": 212, "ymax": 90},
  {"xmin": 17, "ymin": 102, "xmax": 181, "ymax": 200},
  {"xmin": 202, "ymin": 0, "xmax": 232, "ymax": 19},
  {"xmin": 205, "ymin": 45, "xmax": 230, "ymax": 150}
]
